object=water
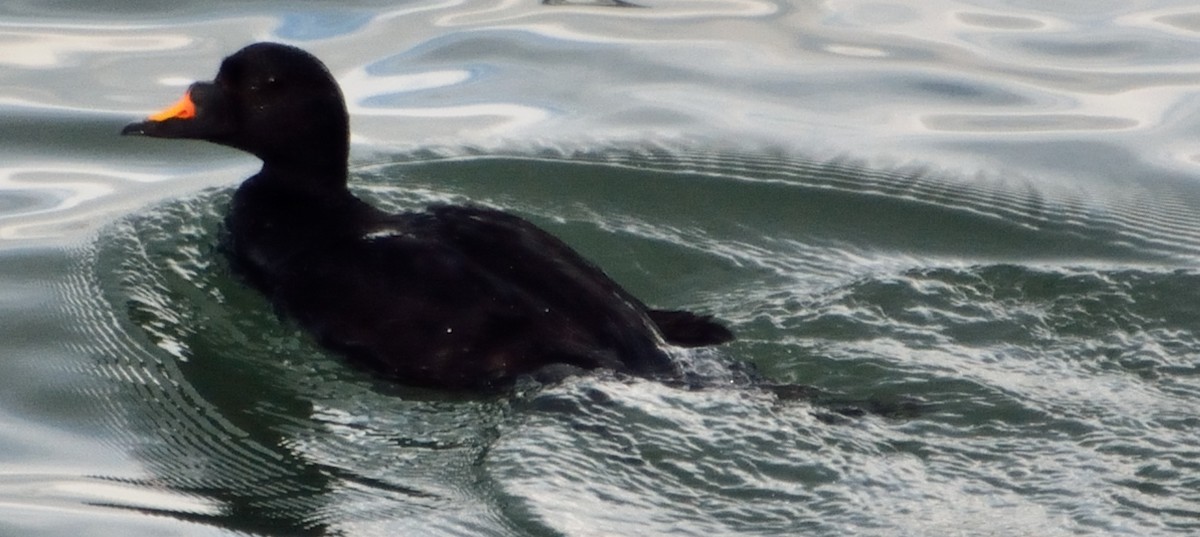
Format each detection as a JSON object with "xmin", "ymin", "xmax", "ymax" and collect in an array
[{"xmin": 2, "ymin": 1, "xmax": 1200, "ymax": 535}]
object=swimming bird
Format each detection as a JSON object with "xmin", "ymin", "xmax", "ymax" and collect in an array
[{"xmin": 121, "ymin": 42, "xmax": 733, "ymax": 390}]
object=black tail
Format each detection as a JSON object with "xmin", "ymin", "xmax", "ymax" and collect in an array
[{"xmin": 648, "ymin": 309, "xmax": 735, "ymax": 347}]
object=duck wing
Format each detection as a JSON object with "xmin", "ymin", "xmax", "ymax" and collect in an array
[
  {"xmin": 416, "ymin": 204, "xmax": 675, "ymax": 368},
  {"xmin": 646, "ymin": 309, "xmax": 734, "ymax": 347},
  {"xmin": 426, "ymin": 205, "xmax": 733, "ymax": 346},
  {"xmin": 262, "ymin": 204, "xmax": 678, "ymax": 388}
]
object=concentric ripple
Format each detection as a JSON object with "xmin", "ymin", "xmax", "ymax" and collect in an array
[{"xmin": 44, "ymin": 153, "xmax": 1200, "ymax": 535}]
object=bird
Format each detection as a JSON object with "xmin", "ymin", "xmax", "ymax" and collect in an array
[{"xmin": 122, "ymin": 42, "xmax": 733, "ymax": 390}]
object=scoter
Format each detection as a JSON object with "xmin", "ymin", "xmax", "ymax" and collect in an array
[{"xmin": 122, "ymin": 42, "xmax": 733, "ymax": 390}]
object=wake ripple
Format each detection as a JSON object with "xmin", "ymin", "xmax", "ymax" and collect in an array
[{"xmin": 437, "ymin": 146, "xmax": 1200, "ymax": 263}]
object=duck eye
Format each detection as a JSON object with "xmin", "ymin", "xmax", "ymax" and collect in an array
[{"xmin": 247, "ymin": 75, "xmax": 280, "ymax": 93}]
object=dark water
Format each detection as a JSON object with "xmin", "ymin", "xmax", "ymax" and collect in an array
[{"xmin": 3, "ymin": 2, "xmax": 1200, "ymax": 536}]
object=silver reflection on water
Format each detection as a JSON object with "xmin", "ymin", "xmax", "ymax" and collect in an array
[{"xmin": 2, "ymin": 1, "xmax": 1200, "ymax": 536}]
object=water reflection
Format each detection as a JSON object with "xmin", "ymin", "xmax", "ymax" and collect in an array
[
  {"xmin": 1153, "ymin": 10, "xmax": 1200, "ymax": 34},
  {"xmin": 0, "ymin": 167, "xmax": 114, "ymax": 238},
  {"xmin": 544, "ymin": 0, "xmax": 643, "ymax": 7},
  {"xmin": 275, "ymin": 10, "xmax": 375, "ymax": 40},
  {"xmin": 35, "ymin": 127, "xmax": 1200, "ymax": 536},
  {"xmin": 3, "ymin": 0, "xmax": 1200, "ymax": 535},
  {"xmin": 0, "ymin": 29, "xmax": 189, "ymax": 70},
  {"xmin": 922, "ymin": 113, "xmax": 1138, "ymax": 132},
  {"xmin": 955, "ymin": 11, "xmax": 1047, "ymax": 30},
  {"xmin": 5, "ymin": 0, "xmax": 1200, "ymax": 242}
]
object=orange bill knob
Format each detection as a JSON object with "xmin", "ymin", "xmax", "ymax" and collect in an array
[{"xmin": 148, "ymin": 91, "xmax": 196, "ymax": 121}]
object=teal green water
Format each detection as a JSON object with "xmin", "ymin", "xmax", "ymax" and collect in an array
[{"xmin": 3, "ymin": 2, "xmax": 1200, "ymax": 536}]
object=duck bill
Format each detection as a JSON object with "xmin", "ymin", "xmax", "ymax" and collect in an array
[{"xmin": 121, "ymin": 83, "xmax": 226, "ymax": 139}]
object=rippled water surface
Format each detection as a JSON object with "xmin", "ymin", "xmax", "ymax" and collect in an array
[{"xmin": 4, "ymin": 1, "xmax": 1200, "ymax": 536}]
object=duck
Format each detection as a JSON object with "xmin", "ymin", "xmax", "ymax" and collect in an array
[{"xmin": 121, "ymin": 42, "xmax": 733, "ymax": 390}]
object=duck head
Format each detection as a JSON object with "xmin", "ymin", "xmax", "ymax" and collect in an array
[{"xmin": 122, "ymin": 42, "xmax": 350, "ymax": 174}]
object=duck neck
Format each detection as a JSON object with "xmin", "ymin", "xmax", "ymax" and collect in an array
[{"xmin": 258, "ymin": 154, "xmax": 350, "ymax": 196}]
